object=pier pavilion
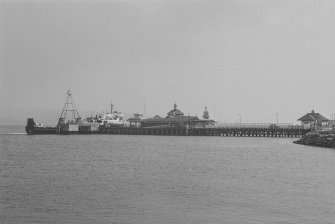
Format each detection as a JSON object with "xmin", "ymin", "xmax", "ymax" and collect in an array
[
  {"xmin": 127, "ymin": 113, "xmax": 143, "ymax": 127},
  {"xmin": 140, "ymin": 103, "xmax": 214, "ymax": 128},
  {"xmin": 298, "ymin": 110, "xmax": 329, "ymax": 129}
]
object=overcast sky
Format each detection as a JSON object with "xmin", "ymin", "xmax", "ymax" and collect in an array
[{"xmin": 1, "ymin": 0, "xmax": 335, "ymax": 125}]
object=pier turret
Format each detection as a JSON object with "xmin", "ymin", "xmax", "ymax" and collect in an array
[
  {"xmin": 111, "ymin": 102, "xmax": 114, "ymax": 113},
  {"xmin": 202, "ymin": 106, "xmax": 209, "ymax": 119}
]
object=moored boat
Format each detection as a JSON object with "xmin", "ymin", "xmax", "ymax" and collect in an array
[{"xmin": 25, "ymin": 90, "xmax": 123, "ymax": 134}]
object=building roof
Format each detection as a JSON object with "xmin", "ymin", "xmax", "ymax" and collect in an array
[
  {"xmin": 167, "ymin": 103, "xmax": 184, "ymax": 117},
  {"xmin": 297, "ymin": 110, "xmax": 329, "ymax": 122},
  {"xmin": 192, "ymin": 119, "xmax": 215, "ymax": 123},
  {"xmin": 141, "ymin": 115, "xmax": 199, "ymax": 124},
  {"xmin": 167, "ymin": 116, "xmax": 198, "ymax": 123},
  {"xmin": 127, "ymin": 117, "xmax": 142, "ymax": 122},
  {"xmin": 141, "ymin": 115, "xmax": 166, "ymax": 124}
]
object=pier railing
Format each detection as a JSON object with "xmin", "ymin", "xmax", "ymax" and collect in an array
[{"xmin": 202, "ymin": 123, "xmax": 304, "ymax": 129}]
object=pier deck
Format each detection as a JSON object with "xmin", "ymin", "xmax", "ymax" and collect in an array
[{"xmin": 100, "ymin": 126, "xmax": 309, "ymax": 137}]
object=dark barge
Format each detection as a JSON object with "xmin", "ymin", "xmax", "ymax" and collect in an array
[{"xmin": 26, "ymin": 118, "xmax": 57, "ymax": 135}]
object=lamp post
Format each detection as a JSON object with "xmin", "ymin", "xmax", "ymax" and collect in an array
[
  {"xmin": 239, "ymin": 113, "xmax": 241, "ymax": 125},
  {"xmin": 276, "ymin": 113, "xmax": 278, "ymax": 125},
  {"xmin": 214, "ymin": 107, "xmax": 216, "ymax": 122},
  {"xmin": 220, "ymin": 110, "xmax": 222, "ymax": 123}
]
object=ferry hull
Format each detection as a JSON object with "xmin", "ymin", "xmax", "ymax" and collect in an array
[
  {"xmin": 26, "ymin": 118, "xmax": 101, "ymax": 135},
  {"xmin": 26, "ymin": 126, "xmax": 57, "ymax": 135}
]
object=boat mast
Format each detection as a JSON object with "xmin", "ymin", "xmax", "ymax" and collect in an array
[{"xmin": 111, "ymin": 100, "xmax": 114, "ymax": 113}]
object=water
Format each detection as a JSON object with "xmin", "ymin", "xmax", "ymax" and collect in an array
[{"xmin": 1, "ymin": 125, "xmax": 334, "ymax": 224}]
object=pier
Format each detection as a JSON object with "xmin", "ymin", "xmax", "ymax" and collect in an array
[
  {"xmin": 100, "ymin": 126, "xmax": 309, "ymax": 137},
  {"xmin": 25, "ymin": 92, "xmax": 313, "ymax": 137}
]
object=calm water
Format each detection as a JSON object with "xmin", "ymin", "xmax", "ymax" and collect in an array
[{"xmin": 1, "ymin": 125, "xmax": 334, "ymax": 224}]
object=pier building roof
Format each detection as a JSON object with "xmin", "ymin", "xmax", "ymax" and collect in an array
[
  {"xmin": 167, "ymin": 103, "xmax": 184, "ymax": 117},
  {"xmin": 141, "ymin": 115, "xmax": 198, "ymax": 124},
  {"xmin": 298, "ymin": 110, "xmax": 329, "ymax": 122},
  {"xmin": 140, "ymin": 103, "xmax": 214, "ymax": 128},
  {"xmin": 127, "ymin": 117, "xmax": 142, "ymax": 122}
]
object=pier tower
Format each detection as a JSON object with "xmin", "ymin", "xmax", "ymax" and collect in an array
[
  {"xmin": 167, "ymin": 103, "xmax": 184, "ymax": 118},
  {"xmin": 202, "ymin": 106, "xmax": 209, "ymax": 119}
]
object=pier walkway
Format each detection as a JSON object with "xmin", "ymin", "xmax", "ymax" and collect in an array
[{"xmin": 100, "ymin": 126, "xmax": 309, "ymax": 138}]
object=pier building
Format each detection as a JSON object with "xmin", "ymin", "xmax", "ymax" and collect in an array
[
  {"xmin": 140, "ymin": 104, "xmax": 215, "ymax": 128},
  {"xmin": 127, "ymin": 113, "xmax": 143, "ymax": 127},
  {"xmin": 298, "ymin": 110, "xmax": 329, "ymax": 129},
  {"xmin": 26, "ymin": 90, "xmax": 309, "ymax": 137}
]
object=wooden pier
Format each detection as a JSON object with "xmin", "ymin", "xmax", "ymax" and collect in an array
[{"xmin": 100, "ymin": 126, "xmax": 309, "ymax": 138}]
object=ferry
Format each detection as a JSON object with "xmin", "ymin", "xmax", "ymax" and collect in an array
[
  {"xmin": 85, "ymin": 111, "xmax": 124, "ymax": 126},
  {"xmin": 26, "ymin": 90, "xmax": 124, "ymax": 134},
  {"xmin": 85, "ymin": 103, "xmax": 124, "ymax": 127}
]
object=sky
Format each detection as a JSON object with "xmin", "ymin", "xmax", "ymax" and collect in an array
[{"xmin": 1, "ymin": 0, "xmax": 335, "ymax": 125}]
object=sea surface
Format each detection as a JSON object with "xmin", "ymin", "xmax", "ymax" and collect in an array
[{"xmin": 0, "ymin": 125, "xmax": 334, "ymax": 224}]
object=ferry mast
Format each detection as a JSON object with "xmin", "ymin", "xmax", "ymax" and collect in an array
[{"xmin": 58, "ymin": 90, "xmax": 80, "ymax": 125}]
